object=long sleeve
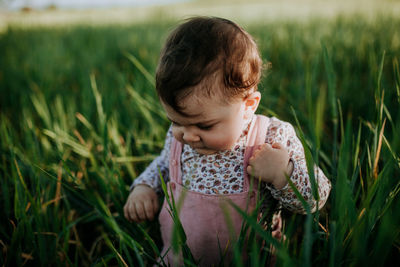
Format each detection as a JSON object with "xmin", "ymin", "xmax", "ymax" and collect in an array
[
  {"xmin": 264, "ymin": 118, "xmax": 331, "ymax": 214},
  {"xmin": 130, "ymin": 126, "xmax": 173, "ymax": 193}
]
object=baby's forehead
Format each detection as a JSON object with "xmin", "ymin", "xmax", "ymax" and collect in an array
[
  {"xmin": 179, "ymin": 87, "xmax": 242, "ymax": 109},
  {"xmin": 192, "ymin": 72, "xmax": 224, "ymax": 93},
  {"xmin": 183, "ymin": 80, "xmax": 228, "ymax": 103}
]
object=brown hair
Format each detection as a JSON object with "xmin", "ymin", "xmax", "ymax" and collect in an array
[{"xmin": 156, "ymin": 16, "xmax": 262, "ymax": 114}]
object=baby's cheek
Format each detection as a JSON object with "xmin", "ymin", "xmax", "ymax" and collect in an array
[{"xmin": 172, "ymin": 130, "xmax": 183, "ymax": 143}]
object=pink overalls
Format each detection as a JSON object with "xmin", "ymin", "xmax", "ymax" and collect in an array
[{"xmin": 159, "ymin": 115, "xmax": 270, "ymax": 266}]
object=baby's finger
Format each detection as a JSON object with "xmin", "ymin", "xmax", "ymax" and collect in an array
[
  {"xmin": 271, "ymin": 142, "xmax": 283, "ymax": 150},
  {"xmin": 135, "ymin": 202, "xmax": 146, "ymax": 221},
  {"xmin": 276, "ymin": 216, "xmax": 283, "ymax": 229},
  {"xmin": 131, "ymin": 206, "xmax": 141, "ymax": 222},
  {"xmin": 125, "ymin": 203, "xmax": 136, "ymax": 222},
  {"xmin": 124, "ymin": 202, "xmax": 132, "ymax": 221},
  {"xmin": 123, "ymin": 203, "xmax": 130, "ymax": 221},
  {"xmin": 247, "ymin": 165, "xmax": 253, "ymax": 175},
  {"xmin": 254, "ymin": 143, "xmax": 267, "ymax": 154},
  {"xmin": 129, "ymin": 203, "xmax": 140, "ymax": 222},
  {"xmin": 152, "ymin": 197, "xmax": 160, "ymax": 216},
  {"xmin": 123, "ymin": 205, "xmax": 128, "ymax": 220},
  {"xmin": 144, "ymin": 200, "xmax": 155, "ymax": 221},
  {"xmin": 272, "ymin": 229, "xmax": 282, "ymax": 240}
]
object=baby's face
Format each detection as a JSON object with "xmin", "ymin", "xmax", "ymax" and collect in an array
[{"xmin": 162, "ymin": 93, "xmax": 251, "ymax": 155}]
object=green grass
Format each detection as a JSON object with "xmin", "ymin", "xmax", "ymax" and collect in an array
[{"xmin": 1, "ymin": 15, "xmax": 400, "ymax": 266}]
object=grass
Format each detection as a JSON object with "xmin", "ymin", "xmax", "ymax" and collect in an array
[{"xmin": 1, "ymin": 14, "xmax": 400, "ymax": 266}]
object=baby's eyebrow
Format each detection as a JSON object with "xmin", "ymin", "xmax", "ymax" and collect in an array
[
  {"xmin": 167, "ymin": 116, "xmax": 217, "ymax": 126},
  {"xmin": 195, "ymin": 120, "xmax": 218, "ymax": 126},
  {"xmin": 166, "ymin": 116, "xmax": 180, "ymax": 123},
  {"xmin": 166, "ymin": 117, "xmax": 185, "ymax": 126}
]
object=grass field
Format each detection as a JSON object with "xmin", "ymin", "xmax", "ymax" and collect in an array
[{"xmin": 1, "ymin": 6, "xmax": 400, "ymax": 266}]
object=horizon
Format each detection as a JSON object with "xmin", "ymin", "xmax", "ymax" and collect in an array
[{"xmin": 2, "ymin": 0, "xmax": 191, "ymax": 10}]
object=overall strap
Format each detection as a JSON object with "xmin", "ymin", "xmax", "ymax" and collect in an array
[
  {"xmin": 169, "ymin": 138, "xmax": 183, "ymax": 184},
  {"xmin": 243, "ymin": 115, "xmax": 270, "ymax": 190}
]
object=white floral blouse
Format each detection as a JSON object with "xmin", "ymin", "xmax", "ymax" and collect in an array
[{"xmin": 132, "ymin": 115, "xmax": 331, "ymax": 213}]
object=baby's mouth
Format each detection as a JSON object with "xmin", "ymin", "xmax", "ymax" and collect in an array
[
  {"xmin": 185, "ymin": 142, "xmax": 217, "ymax": 154},
  {"xmin": 186, "ymin": 142, "xmax": 203, "ymax": 149}
]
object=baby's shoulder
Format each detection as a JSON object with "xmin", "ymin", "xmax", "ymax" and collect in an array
[
  {"xmin": 255, "ymin": 114, "xmax": 294, "ymax": 130},
  {"xmin": 255, "ymin": 115, "xmax": 297, "ymax": 139}
]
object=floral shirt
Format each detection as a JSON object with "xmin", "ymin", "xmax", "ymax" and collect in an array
[{"xmin": 132, "ymin": 115, "xmax": 331, "ymax": 213}]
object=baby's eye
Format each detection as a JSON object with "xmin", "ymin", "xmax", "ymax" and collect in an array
[{"xmin": 197, "ymin": 124, "xmax": 214, "ymax": 130}]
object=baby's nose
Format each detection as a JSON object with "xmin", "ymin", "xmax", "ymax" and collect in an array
[{"xmin": 182, "ymin": 128, "xmax": 200, "ymax": 143}]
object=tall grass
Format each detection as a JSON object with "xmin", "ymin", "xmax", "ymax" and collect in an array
[{"xmin": 1, "ymin": 15, "xmax": 400, "ymax": 266}]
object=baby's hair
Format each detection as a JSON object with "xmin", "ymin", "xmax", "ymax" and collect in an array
[{"xmin": 156, "ymin": 16, "xmax": 262, "ymax": 114}]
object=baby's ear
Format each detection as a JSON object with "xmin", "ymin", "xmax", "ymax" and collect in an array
[{"xmin": 244, "ymin": 91, "xmax": 261, "ymax": 118}]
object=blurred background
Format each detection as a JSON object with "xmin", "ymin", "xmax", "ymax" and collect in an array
[
  {"xmin": 1, "ymin": 0, "xmax": 400, "ymax": 29},
  {"xmin": 1, "ymin": 0, "xmax": 399, "ymax": 266}
]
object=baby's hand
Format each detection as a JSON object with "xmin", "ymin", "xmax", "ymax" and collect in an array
[
  {"xmin": 247, "ymin": 143, "xmax": 293, "ymax": 190},
  {"xmin": 124, "ymin": 184, "xmax": 159, "ymax": 223}
]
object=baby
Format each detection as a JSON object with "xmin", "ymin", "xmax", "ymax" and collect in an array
[{"xmin": 124, "ymin": 16, "xmax": 331, "ymax": 266}]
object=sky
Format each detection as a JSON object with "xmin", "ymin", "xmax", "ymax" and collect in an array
[{"xmin": 3, "ymin": 0, "xmax": 189, "ymax": 10}]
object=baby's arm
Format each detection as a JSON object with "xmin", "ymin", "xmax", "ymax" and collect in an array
[
  {"xmin": 248, "ymin": 118, "xmax": 331, "ymax": 213},
  {"xmin": 124, "ymin": 127, "xmax": 173, "ymax": 222}
]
